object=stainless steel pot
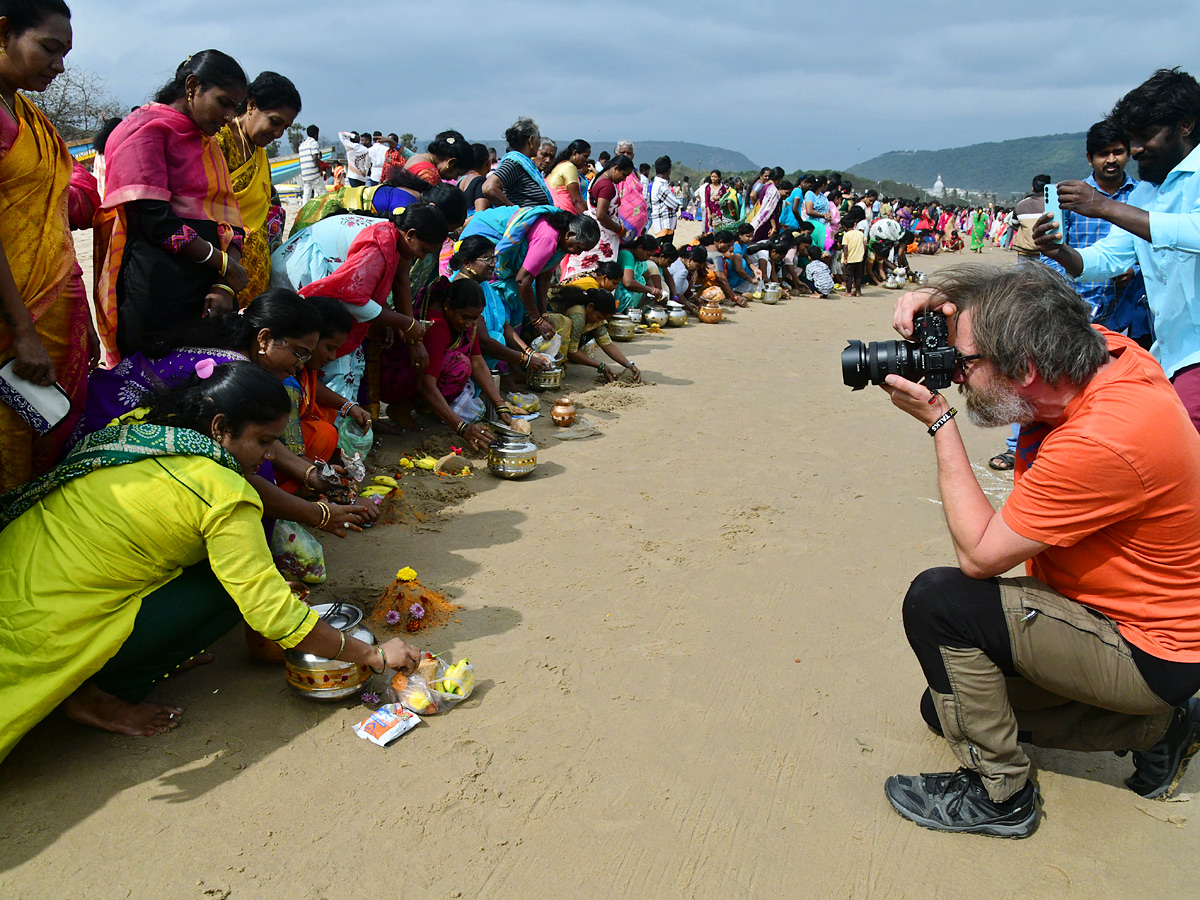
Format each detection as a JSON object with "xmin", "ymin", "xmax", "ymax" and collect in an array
[
  {"xmin": 625, "ymin": 307, "xmax": 644, "ymax": 325},
  {"xmin": 608, "ymin": 316, "xmax": 635, "ymax": 341},
  {"xmin": 285, "ymin": 618, "xmax": 376, "ymax": 701},
  {"xmin": 643, "ymin": 307, "xmax": 668, "ymax": 327},
  {"xmin": 528, "ymin": 357, "xmax": 565, "ymax": 391},
  {"xmin": 666, "ymin": 307, "xmax": 687, "ymax": 327},
  {"xmin": 488, "ymin": 438, "xmax": 538, "ymax": 479}
]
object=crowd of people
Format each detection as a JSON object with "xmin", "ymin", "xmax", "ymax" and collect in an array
[{"xmin": 4, "ymin": 0, "xmax": 1200, "ymax": 849}]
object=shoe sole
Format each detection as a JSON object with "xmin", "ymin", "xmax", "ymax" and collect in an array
[{"xmin": 884, "ymin": 785, "xmax": 1038, "ymax": 838}]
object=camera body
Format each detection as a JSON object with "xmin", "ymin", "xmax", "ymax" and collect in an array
[{"xmin": 841, "ymin": 311, "xmax": 957, "ymax": 391}]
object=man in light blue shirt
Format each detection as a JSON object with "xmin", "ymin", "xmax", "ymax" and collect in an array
[{"xmin": 1038, "ymin": 67, "xmax": 1200, "ymax": 430}]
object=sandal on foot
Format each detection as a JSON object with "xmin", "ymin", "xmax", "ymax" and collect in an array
[{"xmin": 988, "ymin": 451, "xmax": 1015, "ymax": 471}]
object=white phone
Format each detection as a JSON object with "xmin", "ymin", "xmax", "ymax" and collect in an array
[{"xmin": 0, "ymin": 358, "xmax": 70, "ymax": 435}]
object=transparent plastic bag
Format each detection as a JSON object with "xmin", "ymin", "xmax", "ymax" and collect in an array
[
  {"xmin": 425, "ymin": 658, "xmax": 475, "ymax": 708},
  {"xmin": 506, "ymin": 392, "xmax": 540, "ymax": 413},
  {"xmin": 270, "ymin": 519, "xmax": 326, "ymax": 583},
  {"xmin": 384, "ymin": 670, "xmax": 442, "ymax": 716},
  {"xmin": 338, "ymin": 417, "xmax": 374, "ymax": 458}
]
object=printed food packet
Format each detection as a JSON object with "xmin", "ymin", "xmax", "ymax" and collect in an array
[{"xmin": 353, "ymin": 704, "xmax": 421, "ymax": 746}]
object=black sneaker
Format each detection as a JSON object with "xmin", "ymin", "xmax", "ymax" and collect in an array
[
  {"xmin": 1126, "ymin": 698, "xmax": 1200, "ymax": 799},
  {"xmin": 885, "ymin": 768, "xmax": 1038, "ymax": 838}
]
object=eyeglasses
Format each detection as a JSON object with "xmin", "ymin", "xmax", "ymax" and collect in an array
[
  {"xmin": 955, "ymin": 352, "xmax": 983, "ymax": 376},
  {"xmin": 277, "ymin": 340, "xmax": 312, "ymax": 365},
  {"xmin": 475, "ymin": 255, "xmax": 496, "ymax": 265}
]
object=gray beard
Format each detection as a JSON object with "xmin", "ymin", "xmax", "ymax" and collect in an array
[{"xmin": 960, "ymin": 380, "xmax": 1035, "ymax": 427}]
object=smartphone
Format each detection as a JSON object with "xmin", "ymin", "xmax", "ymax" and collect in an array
[{"xmin": 1043, "ymin": 184, "xmax": 1064, "ymax": 243}]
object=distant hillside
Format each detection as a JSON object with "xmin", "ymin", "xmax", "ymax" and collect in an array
[
  {"xmin": 470, "ymin": 138, "xmax": 757, "ymax": 173},
  {"xmin": 849, "ymin": 132, "xmax": 1090, "ymax": 197}
]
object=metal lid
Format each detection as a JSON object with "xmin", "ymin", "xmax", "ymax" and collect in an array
[{"xmin": 311, "ymin": 602, "xmax": 363, "ymax": 631}]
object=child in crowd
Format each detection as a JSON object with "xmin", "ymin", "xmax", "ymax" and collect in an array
[
  {"xmin": 841, "ymin": 208, "xmax": 867, "ymax": 296},
  {"xmin": 805, "ymin": 244, "xmax": 834, "ymax": 298}
]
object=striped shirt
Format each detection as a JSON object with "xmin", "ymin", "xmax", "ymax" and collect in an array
[
  {"xmin": 299, "ymin": 137, "xmax": 321, "ymax": 181},
  {"xmin": 648, "ymin": 176, "xmax": 681, "ymax": 234}
]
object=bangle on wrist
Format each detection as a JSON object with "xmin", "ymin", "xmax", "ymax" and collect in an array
[
  {"xmin": 315, "ymin": 501, "xmax": 331, "ymax": 528},
  {"xmin": 338, "ymin": 400, "xmax": 354, "ymax": 418},
  {"xmin": 370, "ymin": 647, "xmax": 387, "ymax": 675},
  {"xmin": 928, "ymin": 407, "xmax": 957, "ymax": 436},
  {"xmin": 303, "ymin": 464, "xmax": 317, "ymax": 489},
  {"xmin": 212, "ymin": 283, "xmax": 235, "ymax": 296},
  {"xmin": 598, "ymin": 362, "xmax": 607, "ymax": 375},
  {"xmin": 200, "ymin": 243, "xmax": 215, "ymax": 265},
  {"xmin": 332, "ymin": 631, "xmax": 346, "ymax": 661}
]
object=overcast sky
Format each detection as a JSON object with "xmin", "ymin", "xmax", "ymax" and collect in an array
[{"xmin": 68, "ymin": 0, "xmax": 1197, "ymax": 170}]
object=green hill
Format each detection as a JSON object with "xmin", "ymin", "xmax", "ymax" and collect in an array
[{"xmin": 848, "ymin": 132, "xmax": 1091, "ymax": 197}]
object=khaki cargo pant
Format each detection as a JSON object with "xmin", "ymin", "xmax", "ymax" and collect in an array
[{"xmin": 929, "ymin": 576, "xmax": 1174, "ymax": 802}]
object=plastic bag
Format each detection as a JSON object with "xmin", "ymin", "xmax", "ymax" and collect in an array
[
  {"xmin": 385, "ymin": 670, "xmax": 442, "ymax": 716},
  {"xmin": 353, "ymin": 704, "xmax": 421, "ymax": 746},
  {"xmin": 338, "ymin": 417, "xmax": 374, "ymax": 458},
  {"xmin": 450, "ymin": 382, "xmax": 485, "ymax": 423},
  {"xmin": 424, "ymin": 658, "xmax": 475, "ymax": 709},
  {"xmin": 531, "ymin": 333, "xmax": 562, "ymax": 360},
  {"xmin": 507, "ymin": 392, "xmax": 540, "ymax": 413},
  {"xmin": 270, "ymin": 519, "xmax": 326, "ymax": 583}
]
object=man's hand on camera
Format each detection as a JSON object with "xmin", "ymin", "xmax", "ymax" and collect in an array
[
  {"xmin": 892, "ymin": 289, "xmax": 957, "ymax": 339},
  {"xmin": 880, "ymin": 374, "xmax": 951, "ymax": 427}
]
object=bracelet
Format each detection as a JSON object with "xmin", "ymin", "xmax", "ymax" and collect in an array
[
  {"xmin": 338, "ymin": 400, "xmax": 355, "ymax": 418},
  {"xmin": 218, "ymin": 250, "xmax": 228, "ymax": 277},
  {"xmin": 369, "ymin": 647, "xmax": 387, "ymax": 675},
  {"xmin": 331, "ymin": 631, "xmax": 346, "ymax": 661},
  {"xmin": 455, "ymin": 420, "xmax": 469, "ymax": 436},
  {"xmin": 598, "ymin": 363, "xmax": 607, "ymax": 375},
  {"xmin": 532, "ymin": 315, "xmax": 545, "ymax": 326},
  {"xmin": 200, "ymin": 243, "xmax": 215, "ymax": 265},
  {"xmin": 928, "ymin": 407, "xmax": 957, "ymax": 436},
  {"xmin": 315, "ymin": 501, "xmax": 331, "ymax": 528},
  {"xmin": 211, "ymin": 283, "xmax": 236, "ymax": 296},
  {"xmin": 303, "ymin": 464, "xmax": 317, "ymax": 490},
  {"xmin": 402, "ymin": 318, "xmax": 417, "ymax": 334},
  {"xmin": 520, "ymin": 348, "xmax": 533, "ymax": 367}
]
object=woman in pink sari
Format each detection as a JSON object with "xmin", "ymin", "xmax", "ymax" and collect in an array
[
  {"xmin": 748, "ymin": 167, "xmax": 784, "ymax": 241},
  {"xmin": 699, "ymin": 170, "xmax": 731, "ymax": 233},
  {"xmin": 95, "ymin": 51, "xmax": 249, "ymax": 362},
  {"xmin": 561, "ymin": 155, "xmax": 635, "ymax": 282}
]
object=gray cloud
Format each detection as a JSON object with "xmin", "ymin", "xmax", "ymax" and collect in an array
[{"xmin": 67, "ymin": 0, "xmax": 1198, "ymax": 170}]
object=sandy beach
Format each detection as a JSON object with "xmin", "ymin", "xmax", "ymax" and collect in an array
[{"xmin": 2, "ymin": 226, "xmax": 1197, "ymax": 898}]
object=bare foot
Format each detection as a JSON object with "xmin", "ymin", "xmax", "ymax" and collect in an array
[{"xmin": 62, "ymin": 682, "xmax": 184, "ymax": 737}]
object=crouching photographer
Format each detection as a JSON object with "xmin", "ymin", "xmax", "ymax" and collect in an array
[{"xmin": 873, "ymin": 264, "xmax": 1200, "ymax": 838}]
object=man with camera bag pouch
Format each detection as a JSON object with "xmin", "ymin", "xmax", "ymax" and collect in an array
[{"xmin": 875, "ymin": 264, "xmax": 1200, "ymax": 838}]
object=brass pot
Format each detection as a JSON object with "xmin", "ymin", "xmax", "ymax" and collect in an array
[
  {"xmin": 551, "ymin": 397, "xmax": 576, "ymax": 427},
  {"xmin": 608, "ymin": 316, "xmax": 635, "ymax": 342},
  {"xmin": 528, "ymin": 354, "xmax": 565, "ymax": 391},
  {"xmin": 698, "ymin": 302, "xmax": 723, "ymax": 324}
]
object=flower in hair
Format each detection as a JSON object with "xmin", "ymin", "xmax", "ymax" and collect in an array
[{"xmin": 195, "ymin": 357, "xmax": 216, "ymax": 379}]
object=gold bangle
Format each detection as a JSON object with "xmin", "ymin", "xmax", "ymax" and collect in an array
[
  {"xmin": 331, "ymin": 631, "xmax": 346, "ymax": 660},
  {"xmin": 370, "ymin": 647, "xmax": 387, "ymax": 675},
  {"xmin": 303, "ymin": 464, "xmax": 317, "ymax": 489},
  {"xmin": 402, "ymin": 318, "xmax": 417, "ymax": 334},
  {"xmin": 212, "ymin": 283, "xmax": 235, "ymax": 296},
  {"xmin": 315, "ymin": 501, "xmax": 331, "ymax": 528},
  {"xmin": 219, "ymin": 251, "xmax": 228, "ymax": 277}
]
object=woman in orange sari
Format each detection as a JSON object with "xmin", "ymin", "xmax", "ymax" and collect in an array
[
  {"xmin": 0, "ymin": 0, "xmax": 100, "ymax": 491},
  {"xmin": 402, "ymin": 130, "xmax": 470, "ymax": 186},
  {"xmin": 215, "ymin": 71, "xmax": 300, "ymax": 307},
  {"xmin": 95, "ymin": 50, "xmax": 249, "ymax": 362}
]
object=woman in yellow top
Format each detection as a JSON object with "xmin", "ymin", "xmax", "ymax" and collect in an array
[
  {"xmin": 0, "ymin": 0, "xmax": 101, "ymax": 491},
  {"xmin": 0, "ymin": 362, "xmax": 420, "ymax": 762},
  {"xmin": 215, "ymin": 71, "xmax": 301, "ymax": 307},
  {"xmin": 546, "ymin": 139, "xmax": 591, "ymax": 213}
]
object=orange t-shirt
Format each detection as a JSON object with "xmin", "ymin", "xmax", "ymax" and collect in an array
[{"xmin": 1003, "ymin": 329, "xmax": 1200, "ymax": 661}]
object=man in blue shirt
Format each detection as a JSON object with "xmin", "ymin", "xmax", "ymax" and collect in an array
[
  {"xmin": 1038, "ymin": 68, "xmax": 1200, "ymax": 429},
  {"xmin": 1041, "ymin": 121, "xmax": 1151, "ymax": 346}
]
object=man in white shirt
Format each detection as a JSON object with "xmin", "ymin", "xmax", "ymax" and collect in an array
[
  {"xmin": 298, "ymin": 125, "xmax": 325, "ymax": 203},
  {"xmin": 339, "ymin": 129, "xmax": 370, "ymax": 187},
  {"xmin": 367, "ymin": 131, "xmax": 388, "ymax": 186}
]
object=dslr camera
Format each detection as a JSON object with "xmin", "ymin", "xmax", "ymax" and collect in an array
[{"xmin": 841, "ymin": 311, "xmax": 957, "ymax": 391}]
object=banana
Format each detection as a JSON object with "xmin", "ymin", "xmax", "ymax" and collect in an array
[
  {"xmin": 372, "ymin": 475, "xmax": 398, "ymax": 488},
  {"xmin": 413, "ymin": 456, "xmax": 437, "ymax": 470},
  {"xmin": 397, "ymin": 458, "xmax": 414, "ymax": 469}
]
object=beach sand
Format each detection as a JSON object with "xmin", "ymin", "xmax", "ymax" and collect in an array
[{"xmin": 2, "ymin": 228, "xmax": 1197, "ymax": 897}]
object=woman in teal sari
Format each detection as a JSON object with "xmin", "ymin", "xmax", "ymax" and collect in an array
[
  {"xmin": 457, "ymin": 205, "xmax": 599, "ymax": 341},
  {"xmin": 0, "ymin": 363, "xmax": 421, "ymax": 762}
]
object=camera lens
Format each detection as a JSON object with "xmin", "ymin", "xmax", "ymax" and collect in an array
[
  {"xmin": 842, "ymin": 339, "xmax": 923, "ymax": 390},
  {"xmin": 841, "ymin": 340, "xmax": 870, "ymax": 390}
]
